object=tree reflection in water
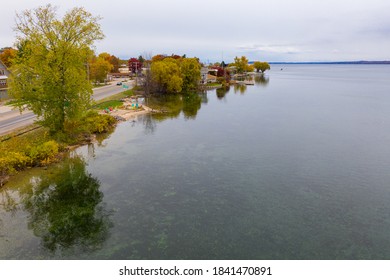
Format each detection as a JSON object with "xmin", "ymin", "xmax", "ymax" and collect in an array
[
  {"xmin": 216, "ymin": 87, "xmax": 230, "ymax": 99},
  {"xmin": 254, "ymin": 74, "xmax": 270, "ymax": 86},
  {"xmin": 233, "ymin": 84, "xmax": 247, "ymax": 94},
  {"xmin": 231, "ymin": 74, "xmax": 270, "ymax": 95},
  {"xmin": 146, "ymin": 92, "xmax": 202, "ymax": 122},
  {"xmin": 182, "ymin": 93, "xmax": 202, "ymax": 119},
  {"xmin": 22, "ymin": 156, "xmax": 111, "ymax": 254}
]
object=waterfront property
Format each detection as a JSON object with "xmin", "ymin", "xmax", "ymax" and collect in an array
[
  {"xmin": 0, "ymin": 60, "xmax": 10, "ymax": 100},
  {"xmin": 200, "ymin": 67, "xmax": 218, "ymax": 84}
]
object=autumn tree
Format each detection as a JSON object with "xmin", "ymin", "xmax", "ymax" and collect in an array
[
  {"xmin": 247, "ymin": 64, "xmax": 255, "ymax": 72},
  {"xmin": 150, "ymin": 58, "xmax": 182, "ymax": 94},
  {"xmin": 148, "ymin": 55, "xmax": 203, "ymax": 94},
  {"xmin": 108, "ymin": 55, "xmax": 120, "ymax": 73},
  {"xmin": 93, "ymin": 52, "xmax": 118, "ymax": 73},
  {"xmin": 211, "ymin": 66, "xmax": 229, "ymax": 77},
  {"xmin": 180, "ymin": 58, "xmax": 201, "ymax": 92},
  {"xmin": 170, "ymin": 54, "xmax": 182, "ymax": 60},
  {"xmin": 232, "ymin": 56, "xmax": 249, "ymax": 73},
  {"xmin": 0, "ymin": 48, "xmax": 17, "ymax": 68},
  {"xmin": 9, "ymin": 5, "xmax": 104, "ymax": 133},
  {"xmin": 151, "ymin": 54, "xmax": 167, "ymax": 62},
  {"xmin": 211, "ymin": 66, "xmax": 223, "ymax": 77},
  {"xmin": 128, "ymin": 58, "xmax": 142, "ymax": 74},
  {"xmin": 253, "ymin": 61, "xmax": 271, "ymax": 73},
  {"xmin": 89, "ymin": 54, "xmax": 113, "ymax": 84},
  {"xmin": 97, "ymin": 52, "xmax": 110, "ymax": 61},
  {"xmin": 151, "ymin": 54, "xmax": 182, "ymax": 63}
]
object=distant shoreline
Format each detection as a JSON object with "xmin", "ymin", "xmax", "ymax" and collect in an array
[{"xmin": 267, "ymin": 61, "xmax": 390, "ymax": 65}]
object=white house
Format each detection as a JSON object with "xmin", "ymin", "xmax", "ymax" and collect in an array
[{"xmin": 200, "ymin": 67, "xmax": 218, "ymax": 84}]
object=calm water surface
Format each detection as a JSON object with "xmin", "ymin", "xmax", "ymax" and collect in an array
[{"xmin": 1, "ymin": 65, "xmax": 390, "ymax": 259}]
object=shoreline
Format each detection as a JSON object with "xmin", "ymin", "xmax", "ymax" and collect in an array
[
  {"xmin": 103, "ymin": 102, "xmax": 169, "ymax": 121},
  {"xmin": 106, "ymin": 105, "xmax": 153, "ymax": 121},
  {"xmin": 0, "ymin": 104, "xmax": 160, "ymax": 187}
]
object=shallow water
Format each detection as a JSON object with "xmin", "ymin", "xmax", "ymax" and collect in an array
[{"xmin": 2, "ymin": 65, "xmax": 390, "ymax": 259}]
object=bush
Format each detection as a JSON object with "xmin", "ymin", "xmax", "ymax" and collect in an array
[
  {"xmin": 0, "ymin": 152, "xmax": 30, "ymax": 173},
  {"xmin": 0, "ymin": 152, "xmax": 31, "ymax": 186},
  {"xmin": 62, "ymin": 111, "xmax": 117, "ymax": 143},
  {"xmin": 83, "ymin": 111, "xmax": 117, "ymax": 134},
  {"xmin": 27, "ymin": 140, "xmax": 59, "ymax": 165},
  {"xmin": 94, "ymin": 100, "xmax": 123, "ymax": 110}
]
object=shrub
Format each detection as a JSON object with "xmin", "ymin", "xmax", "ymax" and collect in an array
[
  {"xmin": 62, "ymin": 111, "xmax": 117, "ymax": 143},
  {"xmin": 27, "ymin": 140, "xmax": 59, "ymax": 165},
  {"xmin": 0, "ymin": 152, "xmax": 31, "ymax": 186},
  {"xmin": 83, "ymin": 111, "xmax": 117, "ymax": 134}
]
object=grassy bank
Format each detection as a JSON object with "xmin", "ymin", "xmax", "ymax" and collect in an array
[
  {"xmin": 93, "ymin": 89, "xmax": 134, "ymax": 104},
  {"xmin": 0, "ymin": 111, "xmax": 117, "ymax": 187},
  {"xmin": 0, "ymin": 88, "xmax": 137, "ymax": 186}
]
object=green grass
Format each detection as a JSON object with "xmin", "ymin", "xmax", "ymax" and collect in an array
[
  {"xmin": 93, "ymin": 100, "xmax": 123, "ymax": 110},
  {"xmin": 1, "ymin": 126, "xmax": 50, "ymax": 150},
  {"xmin": 205, "ymin": 83, "xmax": 222, "ymax": 87},
  {"xmin": 92, "ymin": 89, "xmax": 134, "ymax": 110}
]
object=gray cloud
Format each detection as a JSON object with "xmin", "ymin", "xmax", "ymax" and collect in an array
[{"xmin": 1, "ymin": 0, "xmax": 390, "ymax": 62}]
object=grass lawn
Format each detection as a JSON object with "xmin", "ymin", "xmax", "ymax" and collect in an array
[
  {"xmin": 205, "ymin": 83, "xmax": 222, "ymax": 87},
  {"xmin": 92, "ymin": 89, "xmax": 134, "ymax": 110},
  {"xmin": 94, "ymin": 100, "xmax": 123, "ymax": 110}
]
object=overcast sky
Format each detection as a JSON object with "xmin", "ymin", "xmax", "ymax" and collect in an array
[{"xmin": 1, "ymin": 0, "xmax": 390, "ymax": 62}]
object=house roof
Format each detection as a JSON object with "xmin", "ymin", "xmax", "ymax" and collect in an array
[{"xmin": 0, "ymin": 75, "xmax": 8, "ymax": 79}]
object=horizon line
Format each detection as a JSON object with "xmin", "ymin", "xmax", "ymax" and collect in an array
[{"xmin": 264, "ymin": 60, "xmax": 390, "ymax": 65}]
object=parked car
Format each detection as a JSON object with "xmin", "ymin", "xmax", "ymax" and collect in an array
[{"xmin": 116, "ymin": 82, "xmax": 122, "ymax": 86}]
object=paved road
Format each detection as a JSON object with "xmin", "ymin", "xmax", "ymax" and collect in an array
[
  {"xmin": 0, "ymin": 81, "xmax": 133, "ymax": 136},
  {"xmin": 93, "ymin": 81, "xmax": 133, "ymax": 101}
]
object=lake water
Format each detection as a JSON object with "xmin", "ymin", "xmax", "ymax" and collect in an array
[{"xmin": 1, "ymin": 64, "xmax": 390, "ymax": 259}]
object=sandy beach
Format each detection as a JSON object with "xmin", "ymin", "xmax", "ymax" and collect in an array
[{"xmin": 103, "ymin": 104, "xmax": 155, "ymax": 121}]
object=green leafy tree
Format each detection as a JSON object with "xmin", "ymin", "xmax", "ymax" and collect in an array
[
  {"xmin": 149, "ymin": 57, "xmax": 201, "ymax": 94},
  {"xmin": 9, "ymin": 5, "xmax": 104, "ymax": 133},
  {"xmin": 180, "ymin": 58, "xmax": 201, "ymax": 92},
  {"xmin": 150, "ymin": 58, "xmax": 182, "ymax": 94},
  {"xmin": 138, "ymin": 55, "xmax": 145, "ymax": 64},
  {"xmin": 253, "ymin": 61, "xmax": 271, "ymax": 73},
  {"xmin": 182, "ymin": 92, "xmax": 202, "ymax": 119}
]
